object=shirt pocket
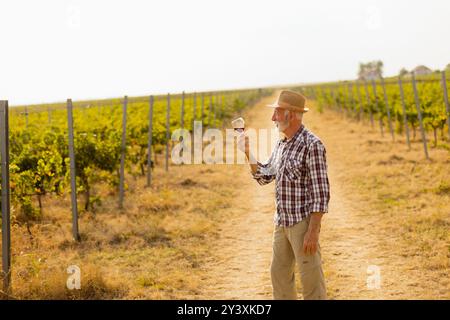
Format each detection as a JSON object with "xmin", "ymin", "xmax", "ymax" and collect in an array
[{"xmin": 284, "ymin": 159, "xmax": 306, "ymax": 182}]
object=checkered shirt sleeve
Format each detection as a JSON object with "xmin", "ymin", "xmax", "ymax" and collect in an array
[{"xmin": 306, "ymin": 141, "xmax": 330, "ymax": 213}]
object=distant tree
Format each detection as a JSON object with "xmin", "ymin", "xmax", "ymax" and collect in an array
[
  {"xmin": 358, "ymin": 63, "xmax": 365, "ymax": 79},
  {"xmin": 376, "ymin": 61, "xmax": 384, "ymax": 77},
  {"xmin": 399, "ymin": 68, "xmax": 409, "ymax": 77},
  {"xmin": 446, "ymin": 63, "xmax": 450, "ymax": 71},
  {"xmin": 358, "ymin": 60, "xmax": 384, "ymax": 80}
]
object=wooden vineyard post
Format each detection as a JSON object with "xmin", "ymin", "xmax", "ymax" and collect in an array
[
  {"xmin": 347, "ymin": 82, "xmax": 355, "ymax": 117},
  {"xmin": 192, "ymin": 92, "xmax": 197, "ymax": 130},
  {"xmin": 201, "ymin": 92, "xmax": 204, "ymax": 124},
  {"xmin": 119, "ymin": 96, "xmax": 127, "ymax": 209},
  {"xmin": 208, "ymin": 92, "xmax": 212, "ymax": 128},
  {"xmin": 66, "ymin": 99, "xmax": 80, "ymax": 241},
  {"xmin": 179, "ymin": 91, "xmax": 186, "ymax": 164},
  {"xmin": 381, "ymin": 77, "xmax": 395, "ymax": 141},
  {"xmin": 327, "ymin": 86, "xmax": 332, "ymax": 111},
  {"xmin": 181, "ymin": 91, "xmax": 185, "ymax": 130},
  {"xmin": 411, "ymin": 73, "xmax": 429, "ymax": 160},
  {"xmin": 214, "ymin": 91, "xmax": 218, "ymax": 127},
  {"xmin": 337, "ymin": 84, "xmax": 343, "ymax": 115},
  {"xmin": 342, "ymin": 83, "xmax": 348, "ymax": 118},
  {"xmin": 331, "ymin": 85, "xmax": 338, "ymax": 112},
  {"xmin": 218, "ymin": 91, "xmax": 221, "ymax": 123},
  {"xmin": 0, "ymin": 100, "xmax": 12, "ymax": 295},
  {"xmin": 315, "ymin": 87, "xmax": 320, "ymax": 109},
  {"xmin": 221, "ymin": 93, "xmax": 226, "ymax": 128},
  {"xmin": 325, "ymin": 86, "xmax": 330, "ymax": 109},
  {"xmin": 165, "ymin": 93, "xmax": 170, "ymax": 172},
  {"xmin": 146, "ymin": 95, "xmax": 154, "ymax": 187},
  {"xmin": 220, "ymin": 93, "xmax": 224, "ymax": 128},
  {"xmin": 441, "ymin": 71, "xmax": 450, "ymax": 141},
  {"xmin": 398, "ymin": 76, "xmax": 411, "ymax": 150},
  {"xmin": 212, "ymin": 92, "xmax": 215, "ymax": 127},
  {"xmin": 364, "ymin": 80, "xmax": 374, "ymax": 127},
  {"xmin": 356, "ymin": 81, "xmax": 363, "ymax": 121},
  {"xmin": 371, "ymin": 79, "xmax": 384, "ymax": 137}
]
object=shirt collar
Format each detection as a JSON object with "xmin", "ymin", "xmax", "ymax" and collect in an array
[{"xmin": 281, "ymin": 124, "xmax": 305, "ymax": 144}]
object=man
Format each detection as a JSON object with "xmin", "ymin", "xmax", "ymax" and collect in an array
[{"xmin": 238, "ymin": 90, "xmax": 330, "ymax": 300}]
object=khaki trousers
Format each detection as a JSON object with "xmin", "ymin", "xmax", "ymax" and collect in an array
[{"xmin": 270, "ymin": 216, "xmax": 327, "ymax": 300}]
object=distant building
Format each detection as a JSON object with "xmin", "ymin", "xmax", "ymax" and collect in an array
[{"xmin": 413, "ymin": 65, "xmax": 432, "ymax": 75}]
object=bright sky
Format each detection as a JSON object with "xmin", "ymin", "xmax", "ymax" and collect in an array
[{"xmin": 2, "ymin": 0, "xmax": 450, "ymax": 105}]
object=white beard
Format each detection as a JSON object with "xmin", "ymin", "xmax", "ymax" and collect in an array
[{"xmin": 275, "ymin": 120, "xmax": 289, "ymax": 135}]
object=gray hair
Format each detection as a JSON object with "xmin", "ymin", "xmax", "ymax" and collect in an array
[{"xmin": 284, "ymin": 109, "xmax": 303, "ymax": 121}]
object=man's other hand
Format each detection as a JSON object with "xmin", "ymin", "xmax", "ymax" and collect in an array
[{"xmin": 303, "ymin": 229, "xmax": 320, "ymax": 256}]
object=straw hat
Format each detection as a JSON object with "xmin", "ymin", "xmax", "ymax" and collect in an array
[{"xmin": 266, "ymin": 90, "xmax": 309, "ymax": 113}]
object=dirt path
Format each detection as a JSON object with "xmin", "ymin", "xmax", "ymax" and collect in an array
[
  {"xmin": 196, "ymin": 94, "xmax": 276, "ymax": 299},
  {"xmin": 196, "ymin": 91, "xmax": 396, "ymax": 299}
]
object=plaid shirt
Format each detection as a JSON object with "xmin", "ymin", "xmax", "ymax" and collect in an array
[{"xmin": 252, "ymin": 125, "xmax": 330, "ymax": 227}]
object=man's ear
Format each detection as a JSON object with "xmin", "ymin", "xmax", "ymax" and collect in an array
[{"xmin": 288, "ymin": 110, "xmax": 295, "ymax": 121}]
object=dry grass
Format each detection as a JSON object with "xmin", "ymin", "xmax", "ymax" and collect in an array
[
  {"xmin": 308, "ymin": 104, "xmax": 450, "ymax": 299},
  {"xmin": 3, "ymin": 154, "xmax": 243, "ymax": 299}
]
